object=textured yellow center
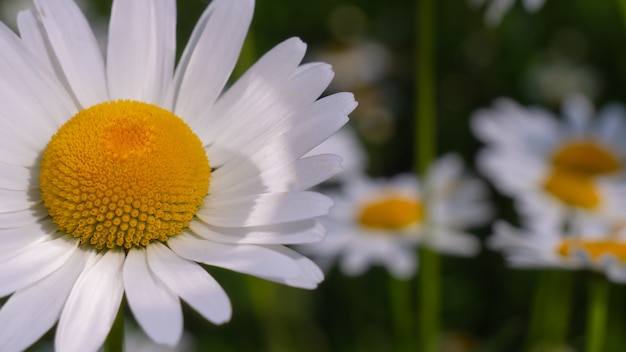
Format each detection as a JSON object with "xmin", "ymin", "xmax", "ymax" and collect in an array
[
  {"xmin": 358, "ymin": 197, "xmax": 423, "ymax": 230},
  {"xmin": 543, "ymin": 140, "xmax": 620, "ymax": 209},
  {"xmin": 558, "ymin": 239, "xmax": 626, "ymax": 262},
  {"xmin": 40, "ymin": 100, "xmax": 211, "ymax": 249}
]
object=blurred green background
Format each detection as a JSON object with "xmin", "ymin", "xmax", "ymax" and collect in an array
[{"xmin": 4, "ymin": 0, "xmax": 626, "ymax": 350}]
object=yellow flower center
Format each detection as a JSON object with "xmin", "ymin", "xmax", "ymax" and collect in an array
[
  {"xmin": 358, "ymin": 197, "xmax": 423, "ymax": 230},
  {"xmin": 557, "ymin": 239, "xmax": 626, "ymax": 262},
  {"xmin": 543, "ymin": 140, "xmax": 620, "ymax": 209},
  {"xmin": 40, "ymin": 100, "xmax": 211, "ymax": 249}
]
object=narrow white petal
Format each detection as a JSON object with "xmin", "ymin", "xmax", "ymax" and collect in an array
[
  {"xmin": 255, "ymin": 245, "xmax": 324, "ymax": 289},
  {"xmin": 0, "ymin": 188, "xmax": 39, "ymax": 212},
  {"xmin": 124, "ymin": 248, "xmax": 183, "ymax": 346},
  {"xmin": 34, "ymin": 0, "xmax": 108, "ymax": 107},
  {"xmin": 0, "ymin": 162, "xmax": 35, "ymax": 191},
  {"xmin": 0, "ymin": 219, "xmax": 55, "ymax": 254},
  {"xmin": 56, "ymin": 250, "xmax": 125, "ymax": 352},
  {"xmin": 211, "ymin": 154, "xmax": 343, "ymax": 197},
  {"xmin": 171, "ymin": 0, "xmax": 253, "ymax": 126},
  {"xmin": 198, "ymin": 191, "xmax": 333, "ymax": 227},
  {"xmin": 0, "ymin": 236, "xmax": 78, "ymax": 297},
  {"xmin": 0, "ymin": 17, "xmax": 77, "ymax": 131},
  {"xmin": 196, "ymin": 37, "xmax": 306, "ymax": 146},
  {"xmin": 0, "ymin": 206, "xmax": 47, "ymax": 229},
  {"xmin": 147, "ymin": 242, "xmax": 232, "ymax": 325},
  {"xmin": 107, "ymin": 0, "xmax": 175, "ymax": 103},
  {"xmin": 0, "ymin": 249, "xmax": 88, "ymax": 352},
  {"xmin": 168, "ymin": 233, "xmax": 301, "ymax": 278},
  {"xmin": 189, "ymin": 219, "xmax": 325, "ymax": 245},
  {"xmin": 205, "ymin": 68, "xmax": 349, "ymax": 171}
]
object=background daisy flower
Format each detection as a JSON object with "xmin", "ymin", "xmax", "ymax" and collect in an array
[
  {"xmin": 302, "ymin": 154, "xmax": 491, "ymax": 279},
  {"xmin": 0, "ymin": 0, "xmax": 356, "ymax": 350},
  {"xmin": 490, "ymin": 212, "xmax": 626, "ymax": 283},
  {"xmin": 472, "ymin": 94, "xmax": 626, "ymax": 227}
]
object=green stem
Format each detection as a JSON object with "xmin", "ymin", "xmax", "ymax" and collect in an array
[
  {"xmin": 389, "ymin": 277, "xmax": 414, "ymax": 350},
  {"xmin": 526, "ymin": 270, "xmax": 573, "ymax": 352},
  {"xmin": 617, "ymin": 0, "xmax": 626, "ymax": 30},
  {"xmin": 586, "ymin": 275, "xmax": 610, "ymax": 352},
  {"xmin": 418, "ymin": 247, "xmax": 440, "ymax": 352},
  {"xmin": 415, "ymin": 0, "xmax": 439, "ymax": 350},
  {"xmin": 247, "ymin": 278, "xmax": 291, "ymax": 352},
  {"xmin": 104, "ymin": 305, "xmax": 124, "ymax": 352}
]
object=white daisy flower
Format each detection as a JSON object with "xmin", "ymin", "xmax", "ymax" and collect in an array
[
  {"xmin": 489, "ymin": 215, "xmax": 626, "ymax": 283},
  {"xmin": 472, "ymin": 94, "xmax": 626, "ymax": 227},
  {"xmin": 302, "ymin": 154, "xmax": 491, "ymax": 279},
  {"xmin": 469, "ymin": 0, "xmax": 547, "ymax": 27},
  {"xmin": 0, "ymin": 0, "xmax": 356, "ymax": 351}
]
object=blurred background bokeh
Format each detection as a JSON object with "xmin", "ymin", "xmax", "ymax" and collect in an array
[{"xmin": 4, "ymin": 0, "xmax": 626, "ymax": 350}]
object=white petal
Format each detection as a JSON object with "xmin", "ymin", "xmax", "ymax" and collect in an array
[
  {"xmin": 0, "ymin": 188, "xmax": 39, "ymax": 212},
  {"xmin": 198, "ymin": 191, "xmax": 332, "ymax": 227},
  {"xmin": 0, "ymin": 236, "xmax": 78, "ymax": 297},
  {"xmin": 211, "ymin": 154, "xmax": 343, "ymax": 197},
  {"xmin": 197, "ymin": 37, "xmax": 306, "ymax": 147},
  {"xmin": 0, "ymin": 162, "xmax": 35, "ymax": 191},
  {"xmin": 0, "ymin": 17, "xmax": 77, "ymax": 128},
  {"xmin": 34, "ymin": 0, "xmax": 108, "ymax": 107},
  {"xmin": 56, "ymin": 250, "xmax": 125, "ymax": 352},
  {"xmin": 253, "ymin": 245, "xmax": 324, "ymax": 289},
  {"xmin": 0, "ymin": 249, "xmax": 88, "ymax": 352},
  {"xmin": 0, "ymin": 206, "xmax": 47, "ymax": 229},
  {"xmin": 168, "ymin": 233, "xmax": 301, "ymax": 278},
  {"xmin": 171, "ymin": 0, "xmax": 253, "ymax": 125},
  {"xmin": 147, "ymin": 242, "xmax": 231, "ymax": 325},
  {"xmin": 426, "ymin": 228, "xmax": 481, "ymax": 257},
  {"xmin": 0, "ymin": 219, "xmax": 55, "ymax": 254},
  {"xmin": 205, "ymin": 67, "xmax": 347, "ymax": 170},
  {"xmin": 124, "ymin": 248, "xmax": 183, "ymax": 346},
  {"xmin": 107, "ymin": 0, "xmax": 175, "ymax": 103},
  {"xmin": 189, "ymin": 219, "xmax": 325, "ymax": 245}
]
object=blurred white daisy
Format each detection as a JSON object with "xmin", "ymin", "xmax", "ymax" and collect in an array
[
  {"xmin": 472, "ymin": 95, "xmax": 626, "ymax": 227},
  {"xmin": 301, "ymin": 154, "xmax": 491, "ymax": 279},
  {"xmin": 469, "ymin": 0, "xmax": 547, "ymax": 27},
  {"xmin": 0, "ymin": 0, "xmax": 356, "ymax": 351},
  {"xmin": 490, "ymin": 214, "xmax": 626, "ymax": 283}
]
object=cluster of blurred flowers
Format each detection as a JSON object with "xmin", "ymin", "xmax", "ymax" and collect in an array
[
  {"xmin": 305, "ymin": 18, "xmax": 626, "ymax": 285},
  {"xmin": 475, "ymin": 94, "xmax": 626, "ymax": 282},
  {"xmin": 303, "ymin": 89, "xmax": 626, "ymax": 285}
]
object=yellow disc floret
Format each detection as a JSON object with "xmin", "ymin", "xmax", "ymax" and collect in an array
[
  {"xmin": 40, "ymin": 100, "xmax": 211, "ymax": 249},
  {"xmin": 543, "ymin": 140, "xmax": 621, "ymax": 209},
  {"xmin": 358, "ymin": 197, "xmax": 423, "ymax": 230}
]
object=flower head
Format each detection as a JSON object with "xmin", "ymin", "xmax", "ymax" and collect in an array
[
  {"xmin": 472, "ymin": 95, "xmax": 626, "ymax": 226},
  {"xmin": 489, "ymin": 214, "xmax": 626, "ymax": 283},
  {"xmin": 0, "ymin": 0, "xmax": 356, "ymax": 350},
  {"xmin": 302, "ymin": 154, "xmax": 491, "ymax": 279}
]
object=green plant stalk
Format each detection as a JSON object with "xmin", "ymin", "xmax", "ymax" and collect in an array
[
  {"xmin": 617, "ymin": 0, "xmax": 626, "ymax": 30},
  {"xmin": 415, "ymin": 0, "xmax": 439, "ymax": 350},
  {"xmin": 418, "ymin": 247, "xmax": 440, "ymax": 352},
  {"xmin": 586, "ymin": 275, "xmax": 610, "ymax": 352},
  {"xmin": 390, "ymin": 276, "xmax": 414, "ymax": 350},
  {"xmin": 104, "ymin": 305, "xmax": 124, "ymax": 352},
  {"xmin": 247, "ymin": 278, "xmax": 291, "ymax": 352},
  {"xmin": 526, "ymin": 270, "xmax": 573, "ymax": 352}
]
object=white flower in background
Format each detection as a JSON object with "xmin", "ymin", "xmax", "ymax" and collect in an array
[
  {"xmin": 301, "ymin": 154, "xmax": 491, "ymax": 279},
  {"xmin": 469, "ymin": 0, "xmax": 547, "ymax": 27},
  {"xmin": 472, "ymin": 94, "xmax": 626, "ymax": 228},
  {"xmin": 490, "ymin": 214, "xmax": 626, "ymax": 283},
  {"xmin": 0, "ymin": 0, "xmax": 356, "ymax": 351}
]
